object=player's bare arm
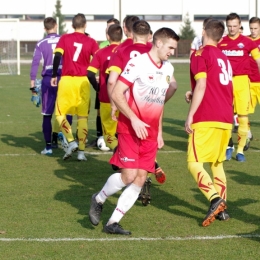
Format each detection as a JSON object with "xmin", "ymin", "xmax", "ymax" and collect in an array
[
  {"xmin": 165, "ymin": 75, "xmax": 177, "ymax": 103},
  {"xmin": 107, "ymin": 71, "xmax": 120, "ymax": 106},
  {"xmin": 185, "ymin": 77, "xmax": 206, "ymax": 134},
  {"xmin": 111, "ymin": 80, "xmax": 150, "ymax": 140},
  {"xmin": 157, "ymin": 110, "xmax": 164, "ymax": 149}
]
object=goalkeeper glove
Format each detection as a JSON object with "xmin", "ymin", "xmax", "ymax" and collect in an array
[{"xmin": 30, "ymin": 79, "xmax": 42, "ymax": 107}]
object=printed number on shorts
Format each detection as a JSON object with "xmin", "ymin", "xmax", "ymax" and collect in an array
[
  {"xmin": 217, "ymin": 59, "xmax": 232, "ymax": 85},
  {"xmin": 73, "ymin": 42, "xmax": 83, "ymax": 61}
]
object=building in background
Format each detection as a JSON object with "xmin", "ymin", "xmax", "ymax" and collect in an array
[{"xmin": 0, "ymin": 0, "xmax": 259, "ymax": 57}]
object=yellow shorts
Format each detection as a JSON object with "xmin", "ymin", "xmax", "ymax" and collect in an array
[
  {"xmin": 55, "ymin": 76, "xmax": 90, "ymax": 117},
  {"xmin": 100, "ymin": 102, "xmax": 118, "ymax": 136},
  {"xmin": 187, "ymin": 128, "xmax": 231, "ymax": 163},
  {"xmin": 233, "ymin": 75, "xmax": 250, "ymax": 115},
  {"xmin": 249, "ymin": 82, "xmax": 260, "ymax": 113}
]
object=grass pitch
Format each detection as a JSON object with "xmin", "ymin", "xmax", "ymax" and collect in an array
[{"xmin": 0, "ymin": 64, "xmax": 260, "ymax": 259}]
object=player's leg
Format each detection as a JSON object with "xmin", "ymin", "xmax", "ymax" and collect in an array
[
  {"xmin": 188, "ymin": 128, "xmax": 227, "ymax": 226},
  {"xmin": 88, "ymin": 92, "xmax": 102, "ymax": 147},
  {"xmin": 100, "ymin": 102, "xmax": 118, "ymax": 151},
  {"xmin": 40, "ymin": 76, "xmax": 58, "ymax": 155},
  {"xmin": 103, "ymin": 168, "xmax": 145, "ymax": 235},
  {"xmin": 233, "ymin": 75, "xmax": 250, "ymax": 161},
  {"xmin": 211, "ymin": 161, "xmax": 230, "ymax": 221},
  {"xmin": 55, "ymin": 76, "xmax": 78, "ymax": 160},
  {"xmin": 76, "ymin": 77, "xmax": 91, "ymax": 161}
]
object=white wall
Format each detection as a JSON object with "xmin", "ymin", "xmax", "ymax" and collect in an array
[{"xmin": 0, "ymin": 0, "xmax": 259, "ymax": 41}]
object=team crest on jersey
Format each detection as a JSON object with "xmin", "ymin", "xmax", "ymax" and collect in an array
[
  {"xmin": 237, "ymin": 43, "xmax": 244, "ymax": 48},
  {"xmin": 124, "ymin": 68, "xmax": 130, "ymax": 74},
  {"xmin": 147, "ymin": 73, "xmax": 155, "ymax": 83},
  {"xmin": 166, "ymin": 75, "xmax": 170, "ymax": 84}
]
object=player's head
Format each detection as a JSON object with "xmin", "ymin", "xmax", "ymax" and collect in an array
[
  {"xmin": 152, "ymin": 27, "xmax": 180, "ymax": 61},
  {"xmin": 105, "ymin": 18, "xmax": 120, "ymax": 39},
  {"xmin": 107, "ymin": 24, "xmax": 123, "ymax": 43},
  {"xmin": 226, "ymin": 13, "xmax": 241, "ymax": 37},
  {"xmin": 132, "ymin": 20, "xmax": 150, "ymax": 43},
  {"xmin": 125, "ymin": 15, "xmax": 140, "ymax": 37},
  {"xmin": 249, "ymin": 17, "xmax": 260, "ymax": 39},
  {"xmin": 44, "ymin": 17, "xmax": 57, "ymax": 32},
  {"xmin": 203, "ymin": 17, "xmax": 213, "ymax": 29},
  {"xmin": 204, "ymin": 19, "xmax": 225, "ymax": 43},
  {"xmin": 107, "ymin": 18, "xmax": 120, "ymax": 26},
  {"xmin": 72, "ymin": 13, "xmax": 87, "ymax": 30}
]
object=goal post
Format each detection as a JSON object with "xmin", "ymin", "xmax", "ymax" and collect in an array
[{"xmin": 0, "ymin": 18, "xmax": 20, "ymax": 75}]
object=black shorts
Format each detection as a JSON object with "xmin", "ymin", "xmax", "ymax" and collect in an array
[{"xmin": 95, "ymin": 92, "xmax": 100, "ymax": 110}]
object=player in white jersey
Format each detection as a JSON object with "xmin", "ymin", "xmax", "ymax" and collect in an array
[{"xmin": 89, "ymin": 27, "xmax": 179, "ymax": 235}]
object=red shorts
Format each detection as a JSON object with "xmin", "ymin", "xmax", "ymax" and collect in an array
[{"xmin": 110, "ymin": 133, "xmax": 157, "ymax": 173}]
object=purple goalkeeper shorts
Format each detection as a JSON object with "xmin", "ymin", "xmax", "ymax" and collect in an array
[{"xmin": 41, "ymin": 76, "xmax": 59, "ymax": 115}]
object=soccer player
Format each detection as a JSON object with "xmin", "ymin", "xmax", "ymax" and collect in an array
[
  {"xmin": 50, "ymin": 13, "xmax": 99, "ymax": 161},
  {"xmin": 88, "ymin": 18, "xmax": 120, "ymax": 148},
  {"xmin": 107, "ymin": 20, "xmax": 167, "ymax": 197},
  {"xmin": 106, "ymin": 20, "xmax": 152, "ymax": 149},
  {"xmin": 30, "ymin": 17, "xmax": 62, "ymax": 155},
  {"xmin": 218, "ymin": 13, "xmax": 260, "ymax": 162},
  {"xmin": 185, "ymin": 19, "xmax": 233, "ymax": 227},
  {"xmin": 247, "ymin": 17, "xmax": 260, "ymax": 143},
  {"xmin": 89, "ymin": 27, "xmax": 179, "ymax": 235},
  {"xmin": 87, "ymin": 24, "xmax": 123, "ymax": 151}
]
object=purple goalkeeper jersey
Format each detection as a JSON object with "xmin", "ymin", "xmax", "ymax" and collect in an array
[{"xmin": 30, "ymin": 33, "xmax": 62, "ymax": 80}]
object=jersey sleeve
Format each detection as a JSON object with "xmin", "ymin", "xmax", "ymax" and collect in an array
[
  {"xmin": 118, "ymin": 57, "xmax": 139, "ymax": 87},
  {"xmin": 250, "ymin": 39, "xmax": 260, "ymax": 60},
  {"xmin": 87, "ymin": 50, "xmax": 101, "ymax": 74},
  {"xmin": 190, "ymin": 50, "xmax": 207, "ymax": 81},
  {"xmin": 30, "ymin": 44, "xmax": 42, "ymax": 80},
  {"xmin": 107, "ymin": 49, "xmax": 124, "ymax": 74},
  {"xmin": 54, "ymin": 35, "xmax": 65, "ymax": 55}
]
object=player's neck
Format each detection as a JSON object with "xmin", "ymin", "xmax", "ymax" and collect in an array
[{"xmin": 148, "ymin": 49, "xmax": 162, "ymax": 66}]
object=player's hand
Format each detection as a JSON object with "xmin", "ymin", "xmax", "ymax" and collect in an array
[
  {"xmin": 185, "ymin": 115, "xmax": 193, "ymax": 134},
  {"xmin": 51, "ymin": 77, "xmax": 58, "ymax": 87},
  {"xmin": 131, "ymin": 118, "xmax": 150, "ymax": 140},
  {"xmin": 185, "ymin": 91, "xmax": 192, "ymax": 103},
  {"xmin": 31, "ymin": 93, "xmax": 41, "ymax": 107},
  {"xmin": 111, "ymin": 105, "xmax": 118, "ymax": 121},
  {"xmin": 157, "ymin": 134, "xmax": 164, "ymax": 149}
]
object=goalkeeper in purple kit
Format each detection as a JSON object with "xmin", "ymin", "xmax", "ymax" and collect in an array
[{"xmin": 30, "ymin": 17, "xmax": 63, "ymax": 155}]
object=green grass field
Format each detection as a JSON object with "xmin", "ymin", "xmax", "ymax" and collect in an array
[{"xmin": 0, "ymin": 64, "xmax": 260, "ymax": 259}]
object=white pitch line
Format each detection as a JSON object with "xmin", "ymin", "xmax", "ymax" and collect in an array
[
  {"xmin": 2, "ymin": 149, "xmax": 260, "ymax": 157},
  {"xmin": 0, "ymin": 234, "xmax": 260, "ymax": 242}
]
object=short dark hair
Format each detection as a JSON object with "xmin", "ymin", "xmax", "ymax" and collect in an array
[
  {"xmin": 226, "ymin": 13, "xmax": 241, "ymax": 24},
  {"xmin": 132, "ymin": 20, "xmax": 151, "ymax": 35},
  {"xmin": 153, "ymin": 27, "xmax": 180, "ymax": 44},
  {"xmin": 108, "ymin": 24, "xmax": 123, "ymax": 42},
  {"xmin": 125, "ymin": 15, "xmax": 140, "ymax": 33},
  {"xmin": 203, "ymin": 17, "xmax": 213, "ymax": 28},
  {"xmin": 72, "ymin": 13, "xmax": 86, "ymax": 29},
  {"xmin": 44, "ymin": 17, "xmax": 56, "ymax": 31},
  {"xmin": 205, "ymin": 19, "xmax": 225, "ymax": 42},
  {"xmin": 249, "ymin": 17, "xmax": 260, "ymax": 24},
  {"xmin": 107, "ymin": 18, "xmax": 120, "ymax": 25}
]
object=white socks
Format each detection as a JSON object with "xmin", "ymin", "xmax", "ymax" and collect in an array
[
  {"xmin": 96, "ymin": 172, "xmax": 125, "ymax": 204},
  {"xmin": 107, "ymin": 183, "xmax": 141, "ymax": 225}
]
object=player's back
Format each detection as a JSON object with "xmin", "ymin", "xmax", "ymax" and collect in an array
[
  {"xmin": 191, "ymin": 45, "xmax": 233, "ymax": 125},
  {"xmin": 109, "ymin": 43, "xmax": 152, "ymax": 74},
  {"xmin": 56, "ymin": 32, "xmax": 99, "ymax": 76}
]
